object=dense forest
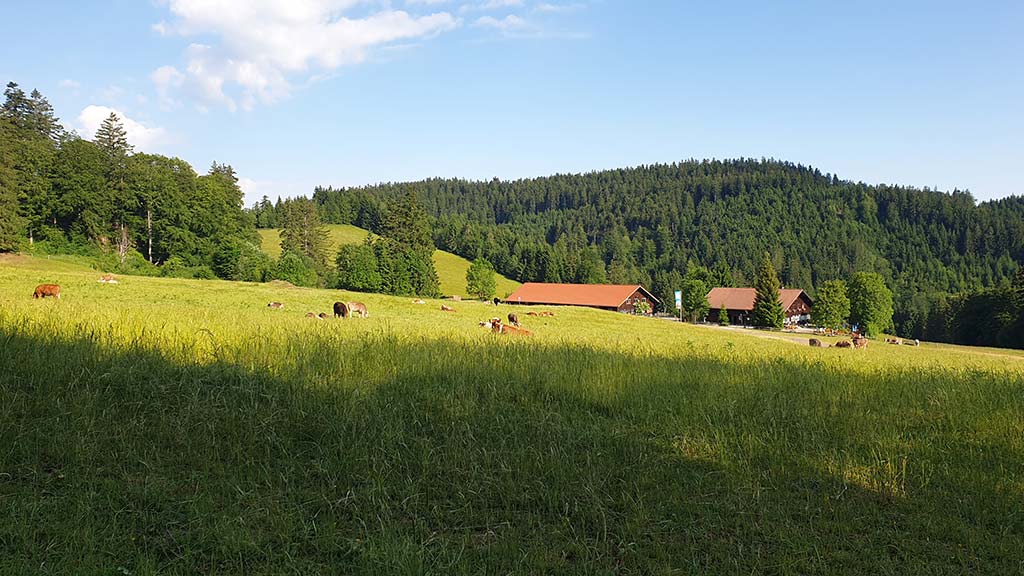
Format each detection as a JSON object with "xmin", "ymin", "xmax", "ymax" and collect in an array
[
  {"xmin": 0, "ymin": 81, "xmax": 265, "ymax": 280},
  {"xmin": 257, "ymin": 161, "xmax": 1024, "ymax": 346}
]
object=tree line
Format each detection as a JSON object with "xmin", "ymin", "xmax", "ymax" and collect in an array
[
  {"xmin": 0, "ymin": 81, "xmax": 260, "ymax": 280},
  {"xmin": 295, "ymin": 161, "xmax": 1023, "ymax": 347}
]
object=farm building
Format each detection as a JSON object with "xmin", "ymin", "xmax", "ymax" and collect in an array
[
  {"xmin": 706, "ymin": 287, "xmax": 813, "ymax": 325},
  {"xmin": 504, "ymin": 283, "xmax": 659, "ymax": 314}
]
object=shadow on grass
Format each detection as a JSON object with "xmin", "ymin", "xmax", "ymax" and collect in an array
[{"xmin": 1, "ymin": 324, "xmax": 1022, "ymax": 575}]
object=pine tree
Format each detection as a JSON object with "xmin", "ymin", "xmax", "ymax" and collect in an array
[
  {"xmin": 94, "ymin": 112, "xmax": 133, "ymax": 158},
  {"xmin": 279, "ymin": 197, "xmax": 329, "ymax": 268},
  {"xmin": 380, "ymin": 192, "xmax": 440, "ymax": 297},
  {"xmin": 28, "ymin": 89, "xmax": 62, "ymax": 142},
  {"xmin": 1, "ymin": 82, "xmax": 31, "ymax": 129},
  {"xmin": 719, "ymin": 303, "xmax": 729, "ymax": 326},
  {"xmin": 751, "ymin": 252, "xmax": 785, "ymax": 329},
  {"xmin": 0, "ymin": 118, "xmax": 24, "ymax": 251},
  {"xmin": 94, "ymin": 112, "xmax": 135, "ymax": 261}
]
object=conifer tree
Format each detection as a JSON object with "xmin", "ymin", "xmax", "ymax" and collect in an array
[
  {"xmin": 0, "ymin": 118, "xmax": 24, "ymax": 251},
  {"xmin": 279, "ymin": 197, "xmax": 329, "ymax": 268},
  {"xmin": 719, "ymin": 303, "xmax": 730, "ymax": 326},
  {"xmin": 752, "ymin": 252, "xmax": 784, "ymax": 329}
]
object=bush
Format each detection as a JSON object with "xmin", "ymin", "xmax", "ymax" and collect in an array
[{"xmin": 272, "ymin": 251, "xmax": 320, "ymax": 288}]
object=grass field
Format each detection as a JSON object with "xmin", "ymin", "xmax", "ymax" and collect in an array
[
  {"xmin": 257, "ymin": 225, "xmax": 522, "ymax": 298},
  {"xmin": 2, "ymin": 254, "xmax": 1023, "ymax": 574}
]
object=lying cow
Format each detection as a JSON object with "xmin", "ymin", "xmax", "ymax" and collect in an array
[
  {"xmin": 97, "ymin": 274, "xmax": 118, "ymax": 284},
  {"xmin": 33, "ymin": 284, "xmax": 61, "ymax": 299},
  {"xmin": 852, "ymin": 334, "xmax": 868, "ymax": 349},
  {"xmin": 441, "ymin": 304, "xmax": 456, "ymax": 313},
  {"xmin": 490, "ymin": 318, "xmax": 533, "ymax": 336},
  {"xmin": 834, "ymin": 340, "xmax": 853, "ymax": 348},
  {"xmin": 809, "ymin": 338, "xmax": 827, "ymax": 348},
  {"xmin": 267, "ymin": 301, "xmax": 285, "ymax": 309},
  {"xmin": 411, "ymin": 299, "xmax": 426, "ymax": 305}
]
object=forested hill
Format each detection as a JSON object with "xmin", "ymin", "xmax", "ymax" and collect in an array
[{"xmin": 300, "ymin": 160, "xmax": 1024, "ymax": 338}]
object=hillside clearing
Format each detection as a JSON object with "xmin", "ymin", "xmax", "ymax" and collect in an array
[{"xmin": 257, "ymin": 225, "xmax": 521, "ymax": 298}]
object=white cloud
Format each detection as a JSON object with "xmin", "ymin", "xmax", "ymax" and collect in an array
[
  {"xmin": 77, "ymin": 105, "xmax": 167, "ymax": 150},
  {"xmin": 473, "ymin": 14, "xmax": 529, "ymax": 33},
  {"xmin": 153, "ymin": 0, "xmax": 460, "ymax": 111},
  {"xmin": 58, "ymin": 79, "xmax": 80, "ymax": 90},
  {"xmin": 534, "ymin": 2, "xmax": 584, "ymax": 13}
]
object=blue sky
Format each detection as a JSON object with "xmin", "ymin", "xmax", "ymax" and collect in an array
[{"xmin": 2, "ymin": 1, "xmax": 1021, "ymax": 205}]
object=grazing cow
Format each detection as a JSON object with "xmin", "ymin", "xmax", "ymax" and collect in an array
[
  {"xmin": 809, "ymin": 338, "xmax": 825, "ymax": 348},
  {"xmin": 441, "ymin": 304, "xmax": 456, "ymax": 312},
  {"xmin": 493, "ymin": 297, "xmax": 501, "ymax": 306},
  {"xmin": 97, "ymin": 274, "xmax": 118, "ymax": 284},
  {"xmin": 508, "ymin": 313, "xmax": 520, "ymax": 327},
  {"xmin": 33, "ymin": 284, "xmax": 61, "ymax": 299},
  {"xmin": 333, "ymin": 301, "xmax": 349, "ymax": 318},
  {"xmin": 852, "ymin": 334, "xmax": 868, "ymax": 349},
  {"xmin": 835, "ymin": 340, "xmax": 853, "ymax": 348},
  {"xmin": 267, "ymin": 301, "xmax": 285, "ymax": 309},
  {"xmin": 490, "ymin": 318, "xmax": 533, "ymax": 336},
  {"xmin": 348, "ymin": 302, "xmax": 368, "ymax": 318}
]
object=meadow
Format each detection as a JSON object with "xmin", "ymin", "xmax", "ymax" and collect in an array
[
  {"xmin": 1, "ymin": 254, "xmax": 1023, "ymax": 575},
  {"xmin": 257, "ymin": 225, "xmax": 522, "ymax": 298}
]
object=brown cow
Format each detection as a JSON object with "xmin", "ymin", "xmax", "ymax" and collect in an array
[
  {"xmin": 318, "ymin": 312, "xmax": 329, "ymax": 319},
  {"xmin": 305, "ymin": 312, "xmax": 317, "ymax": 318},
  {"xmin": 834, "ymin": 340, "xmax": 853, "ymax": 348},
  {"xmin": 333, "ymin": 301, "xmax": 348, "ymax": 318},
  {"xmin": 490, "ymin": 318, "xmax": 533, "ymax": 336},
  {"xmin": 97, "ymin": 274, "xmax": 118, "ymax": 284},
  {"xmin": 33, "ymin": 284, "xmax": 60, "ymax": 299},
  {"xmin": 440, "ymin": 304, "xmax": 456, "ymax": 312},
  {"xmin": 852, "ymin": 333, "xmax": 868, "ymax": 349},
  {"xmin": 348, "ymin": 302, "xmax": 368, "ymax": 318},
  {"xmin": 267, "ymin": 301, "xmax": 285, "ymax": 309},
  {"xmin": 508, "ymin": 313, "xmax": 520, "ymax": 327},
  {"xmin": 809, "ymin": 338, "xmax": 826, "ymax": 348}
]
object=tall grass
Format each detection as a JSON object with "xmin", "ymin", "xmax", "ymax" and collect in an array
[{"xmin": 1, "ymin": 256, "xmax": 1022, "ymax": 574}]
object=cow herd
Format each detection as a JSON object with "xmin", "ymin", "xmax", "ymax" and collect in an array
[{"xmin": 267, "ymin": 300, "xmax": 370, "ymax": 319}]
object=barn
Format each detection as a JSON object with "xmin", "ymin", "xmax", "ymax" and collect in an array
[
  {"xmin": 504, "ymin": 283, "xmax": 660, "ymax": 315},
  {"xmin": 706, "ymin": 287, "xmax": 813, "ymax": 326}
]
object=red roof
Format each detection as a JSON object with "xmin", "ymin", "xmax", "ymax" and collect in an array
[
  {"xmin": 706, "ymin": 287, "xmax": 810, "ymax": 311},
  {"xmin": 505, "ymin": 283, "xmax": 659, "ymax": 308}
]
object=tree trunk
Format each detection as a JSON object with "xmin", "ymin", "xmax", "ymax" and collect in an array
[{"xmin": 147, "ymin": 208, "xmax": 153, "ymax": 263}]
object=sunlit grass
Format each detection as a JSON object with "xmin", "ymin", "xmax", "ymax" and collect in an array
[{"xmin": 1, "ymin": 255, "xmax": 1022, "ymax": 574}]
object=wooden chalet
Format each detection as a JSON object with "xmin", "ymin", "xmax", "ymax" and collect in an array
[
  {"xmin": 504, "ymin": 283, "xmax": 659, "ymax": 315},
  {"xmin": 706, "ymin": 287, "xmax": 813, "ymax": 325}
]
